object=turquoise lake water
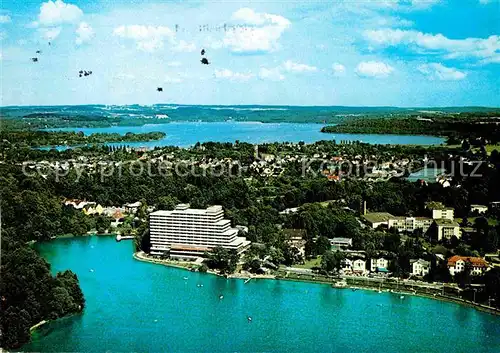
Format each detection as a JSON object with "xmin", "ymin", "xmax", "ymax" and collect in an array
[
  {"xmin": 25, "ymin": 236, "xmax": 500, "ymax": 352},
  {"xmin": 48, "ymin": 122, "xmax": 444, "ymax": 148}
]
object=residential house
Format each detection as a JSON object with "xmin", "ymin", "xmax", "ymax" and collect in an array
[
  {"xmin": 341, "ymin": 258, "xmax": 353, "ymax": 272},
  {"xmin": 447, "ymin": 256, "xmax": 489, "ymax": 276},
  {"xmin": 352, "ymin": 259, "xmax": 367, "ymax": 273},
  {"xmin": 410, "ymin": 259, "xmax": 430, "ymax": 277},
  {"xmin": 330, "ymin": 238, "xmax": 352, "ymax": 249},
  {"xmin": 370, "ymin": 257, "xmax": 390, "ymax": 272}
]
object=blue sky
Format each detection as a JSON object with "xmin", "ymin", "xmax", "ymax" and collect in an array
[{"xmin": 1, "ymin": 0, "xmax": 499, "ymax": 107}]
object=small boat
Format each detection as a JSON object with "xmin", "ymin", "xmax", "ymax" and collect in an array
[
  {"xmin": 352, "ymin": 288, "xmax": 357, "ymax": 292},
  {"xmin": 247, "ymin": 316, "xmax": 252, "ymax": 322},
  {"xmin": 89, "ymin": 269, "xmax": 94, "ymax": 273},
  {"xmin": 244, "ymin": 278, "xmax": 251, "ymax": 284},
  {"xmin": 183, "ymin": 277, "xmax": 188, "ymax": 280},
  {"xmin": 219, "ymin": 295, "xmax": 224, "ymax": 300},
  {"xmin": 400, "ymin": 295, "xmax": 405, "ymax": 299},
  {"xmin": 197, "ymin": 284, "xmax": 204, "ymax": 288}
]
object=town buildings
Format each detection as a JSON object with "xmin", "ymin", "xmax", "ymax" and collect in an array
[
  {"xmin": 433, "ymin": 219, "xmax": 461, "ymax": 241},
  {"xmin": 149, "ymin": 204, "xmax": 250, "ymax": 260},
  {"xmin": 470, "ymin": 204, "xmax": 488, "ymax": 214},
  {"xmin": 426, "ymin": 202, "xmax": 454, "ymax": 220},
  {"xmin": 410, "ymin": 259, "xmax": 430, "ymax": 277},
  {"xmin": 447, "ymin": 256, "xmax": 489, "ymax": 276},
  {"xmin": 388, "ymin": 216, "xmax": 433, "ymax": 233},
  {"xmin": 370, "ymin": 257, "xmax": 390, "ymax": 272},
  {"xmin": 363, "ymin": 212, "xmax": 433, "ymax": 233},
  {"xmin": 330, "ymin": 237, "xmax": 353, "ymax": 249},
  {"xmin": 362, "ymin": 212, "xmax": 393, "ymax": 229}
]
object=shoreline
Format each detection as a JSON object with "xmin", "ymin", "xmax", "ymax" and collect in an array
[
  {"xmin": 133, "ymin": 251, "xmax": 500, "ymax": 316},
  {"xmin": 29, "ymin": 320, "xmax": 48, "ymax": 332},
  {"xmin": 133, "ymin": 251, "xmax": 275, "ymax": 280}
]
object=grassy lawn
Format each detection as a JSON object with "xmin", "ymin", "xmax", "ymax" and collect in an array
[
  {"xmin": 455, "ymin": 217, "xmax": 498, "ymax": 226},
  {"xmin": 294, "ymin": 256, "xmax": 322, "ymax": 269},
  {"xmin": 483, "ymin": 144, "xmax": 500, "ymax": 155},
  {"xmin": 471, "ymin": 144, "xmax": 500, "ymax": 155}
]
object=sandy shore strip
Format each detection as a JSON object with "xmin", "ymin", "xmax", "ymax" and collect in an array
[
  {"xmin": 134, "ymin": 251, "xmax": 499, "ymax": 316},
  {"xmin": 133, "ymin": 251, "xmax": 275, "ymax": 280},
  {"xmin": 30, "ymin": 320, "xmax": 47, "ymax": 332}
]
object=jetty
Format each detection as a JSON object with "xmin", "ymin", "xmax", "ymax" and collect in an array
[{"xmin": 116, "ymin": 234, "xmax": 134, "ymax": 242}]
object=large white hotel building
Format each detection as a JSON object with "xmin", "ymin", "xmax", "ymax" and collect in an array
[{"xmin": 149, "ymin": 204, "xmax": 250, "ymax": 260}]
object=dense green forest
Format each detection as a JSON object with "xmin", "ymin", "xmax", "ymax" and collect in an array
[
  {"xmin": 1, "ymin": 235, "xmax": 85, "ymax": 348},
  {"xmin": 0, "ymin": 131, "xmax": 165, "ymax": 148},
  {"xmin": 322, "ymin": 113, "xmax": 500, "ymax": 143}
]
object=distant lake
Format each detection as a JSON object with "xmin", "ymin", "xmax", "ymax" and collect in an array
[
  {"xmin": 47, "ymin": 122, "xmax": 444, "ymax": 148},
  {"xmin": 24, "ymin": 236, "xmax": 500, "ymax": 352}
]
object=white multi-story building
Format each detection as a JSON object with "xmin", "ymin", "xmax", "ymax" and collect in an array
[
  {"xmin": 410, "ymin": 259, "xmax": 430, "ymax": 277},
  {"xmin": 388, "ymin": 217, "xmax": 433, "ymax": 233},
  {"xmin": 433, "ymin": 219, "xmax": 461, "ymax": 241},
  {"xmin": 149, "ymin": 204, "xmax": 250, "ymax": 260},
  {"xmin": 370, "ymin": 258, "xmax": 390, "ymax": 272},
  {"xmin": 426, "ymin": 202, "xmax": 454, "ymax": 220}
]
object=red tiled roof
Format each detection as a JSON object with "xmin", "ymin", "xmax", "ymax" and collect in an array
[{"xmin": 447, "ymin": 255, "xmax": 488, "ymax": 267}]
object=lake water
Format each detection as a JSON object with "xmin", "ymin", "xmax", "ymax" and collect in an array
[
  {"xmin": 407, "ymin": 168, "xmax": 446, "ymax": 182},
  {"xmin": 48, "ymin": 122, "xmax": 444, "ymax": 148},
  {"xmin": 24, "ymin": 236, "xmax": 500, "ymax": 352}
]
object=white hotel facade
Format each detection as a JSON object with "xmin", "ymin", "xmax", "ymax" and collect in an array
[{"xmin": 149, "ymin": 204, "xmax": 250, "ymax": 260}]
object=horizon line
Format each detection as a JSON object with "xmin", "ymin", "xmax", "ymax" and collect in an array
[{"xmin": 2, "ymin": 103, "xmax": 499, "ymax": 110}]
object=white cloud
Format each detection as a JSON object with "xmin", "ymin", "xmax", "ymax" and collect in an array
[
  {"xmin": 417, "ymin": 63, "xmax": 466, "ymax": 81},
  {"xmin": 355, "ymin": 61, "xmax": 394, "ymax": 78},
  {"xmin": 332, "ymin": 63, "xmax": 346, "ymax": 76},
  {"xmin": 282, "ymin": 60, "xmax": 317, "ymax": 73},
  {"xmin": 114, "ymin": 73, "xmax": 136, "ymax": 80},
  {"xmin": 172, "ymin": 40, "xmax": 196, "ymax": 52},
  {"xmin": 214, "ymin": 69, "xmax": 254, "ymax": 81},
  {"xmin": 258, "ymin": 67, "xmax": 285, "ymax": 81},
  {"xmin": 223, "ymin": 8, "xmax": 291, "ymax": 53},
  {"xmin": 406, "ymin": 0, "xmax": 442, "ymax": 9},
  {"xmin": 164, "ymin": 75, "xmax": 183, "ymax": 84},
  {"xmin": 113, "ymin": 25, "xmax": 175, "ymax": 52},
  {"xmin": 363, "ymin": 28, "xmax": 500, "ymax": 63},
  {"xmin": 75, "ymin": 22, "xmax": 94, "ymax": 45},
  {"xmin": 38, "ymin": 0, "xmax": 83, "ymax": 26},
  {"xmin": 0, "ymin": 15, "xmax": 11, "ymax": 23},
  {"xmin": 38, "ymin": 27, "xmax": 62, "ymax": 41},
  {"xmin": 256, "ymin": 60, "xmax": 317, "ymax": 81},
  {"xmin": 353, "ymin": 0, "xmax": 441, "ymax": 10}
]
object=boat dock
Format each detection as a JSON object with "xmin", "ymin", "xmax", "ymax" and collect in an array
[{"xmin": 116, "ymin": 234, "xmax": 134, "ymax": 242}]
